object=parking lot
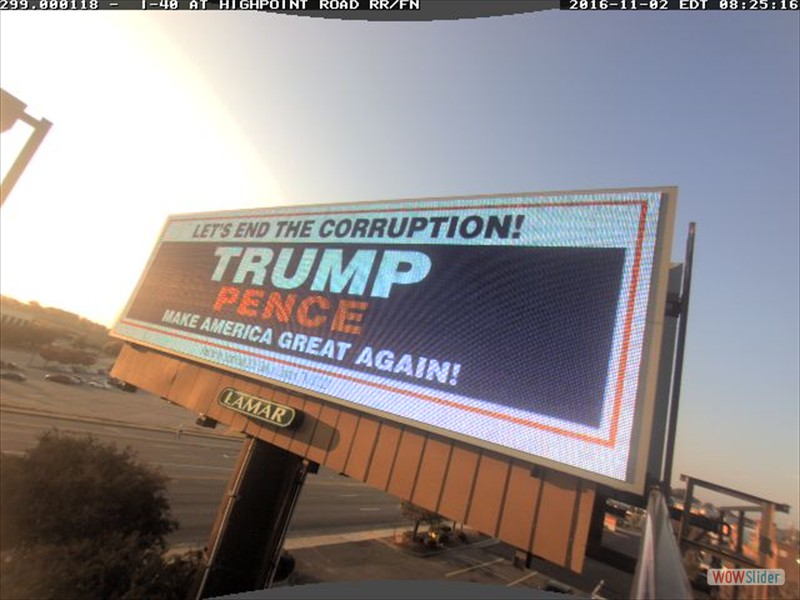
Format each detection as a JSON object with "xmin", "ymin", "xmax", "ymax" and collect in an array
[{"xmin": 0, "ymin": 346, "xmax": 211, "ymax": 434}]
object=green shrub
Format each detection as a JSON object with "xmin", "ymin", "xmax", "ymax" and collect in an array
[{"xmin": 0, "ymin": 431, "xmax": 200, "ymax": 600}]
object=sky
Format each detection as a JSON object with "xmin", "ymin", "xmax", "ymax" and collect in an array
[{"xmin": 1, "ymin": 8, "xmax": 798, "ymax": 525}]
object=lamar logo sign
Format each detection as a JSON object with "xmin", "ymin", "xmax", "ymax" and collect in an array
[{"xmin": 218, "ymin": 388, "xmax": 299, "ymax": 429}]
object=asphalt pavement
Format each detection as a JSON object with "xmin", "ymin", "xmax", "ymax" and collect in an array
[
  {"xmin": 0, "ymin": 348, "xmax": 633, "ymax": 597},
  {"xmin": 0, "ymin": 405, "xmax": 408, "ymax": 548}
]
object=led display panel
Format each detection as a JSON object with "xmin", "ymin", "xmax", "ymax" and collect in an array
[{"xmin": 112, "ymin": 189, "xmax": 675, "ymax": 490}]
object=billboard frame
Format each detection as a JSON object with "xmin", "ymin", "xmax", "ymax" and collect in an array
[{"xmin": 111, "ymin": 186, "xmax": 677, "ymax": 495}]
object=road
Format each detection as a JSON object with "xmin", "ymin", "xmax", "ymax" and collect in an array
[
  {"xmin": 0, "ymin": 397, "xmax": 575, "ymax": 594},
  {"xmin": 0, "ymin": 409, "xmax": 406, "ymax": 547},
  {"xmin": 0, "ymin": 353, "xmax": 635, "ymax": 597}
]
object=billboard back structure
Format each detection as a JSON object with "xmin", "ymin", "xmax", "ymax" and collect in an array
[{"xmin": 112, "ymin": 188, "xmax": 676, "ymax": 492}]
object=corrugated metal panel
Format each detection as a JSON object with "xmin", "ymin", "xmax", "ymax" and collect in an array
[
  {"xmin": 117, "ymin": 345, "xmax": 144, "ymax": 378},
  {"xmin": 290, "ymin": 398, "xmax": 322, "ymax": 457},
  {"xmin": 497, "ymin": 462, "xmax": 543, "ymax": 552},
  {"xmin": 365, "ymin": 423, "xmax": 403, "ymax": 491},
  {"xmin": 203, "ymin": 375, "xmax": 232, "ymax": 425},
  {"xmin": 465, "ymin": 454, "xmax": 511, "ymax": 538},
  {"xmin": 410, "ymin": 437, "xmax": 452, "ymax": 513},
  {"xmin": 185, "ymin": 362, "xmax": 224, "ymax": 416},
  {"xmin": 386, "ymin": 430, "xmax": 426, "ymax": 500},
  {"xmin": 284, "ymin": 396, "xmax": 313, "ymax": 456},
  {"xmin": 437, "ymin": 445, "xmax": 480, "ymax": 523},
  {"xmin": 325, "ymin": 410, "xmax": 358, "ymax": 473},
  {"xmin": 569, "ymin": 482, "xmax": 595, "ymax": 572},
  {"xmin": 110, "ymin": 349, "xmax": 595, "ymax": 572},
  {"xmin": 166, "ymin": 359, "xmax": 200, "ymax": 405},
  {"xmin": 133, "ymin": 350, "xmax": 181, "ymax": 393},
  {"xmin": 343, "ymin": 418, "xmax": 380, "ymax": 481},
  {"xmin": 306, "ymin": 403, "xmax": 341, "ymax": 465},
  {"xmin": 531, "ymin": 470, "xmax": 579, "ymax": 565}
]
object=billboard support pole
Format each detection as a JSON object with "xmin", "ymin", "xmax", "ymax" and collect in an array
[
  {"xmin": 192, "ymin": 436, "xmax": 310, "ymax": 599},
  {"xmin": 661, "ymin": 222, "xmax": 696, "ymax": 493}
]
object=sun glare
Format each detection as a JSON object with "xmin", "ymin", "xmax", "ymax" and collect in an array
[{"xmin": 0, "ymin": 13, "xmax": 284, "ymax": 327}]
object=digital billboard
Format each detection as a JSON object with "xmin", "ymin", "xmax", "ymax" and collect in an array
[{"xmin": 112, "ymin": 188, "xmax": 675, "ymax": 489}]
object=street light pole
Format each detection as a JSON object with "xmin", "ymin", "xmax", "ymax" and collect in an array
[{"xmin": 0, "ymin": 88, "xmax": 52, "ymax": 208}]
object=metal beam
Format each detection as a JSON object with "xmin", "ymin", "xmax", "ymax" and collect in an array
[
  {"xmin": 662, "ymin": 223, "xmax": 696, "ymax": 489},
  {"xmin": 193, "ymin": 437, "xmax": 309, "ymax": 599},
  {"xmin": 717, "ymin": 505, "xmax": 763, "ymax": 513},
  {"xmin": 679, "ymin": 475, "xmax": 790, "ymax": 513},
  {"xmin": 0, "ymin": 113, "xmax": 52, "ymax": 207},
  {"xmin": 679, "ymin": 539, "xmax": 760, "ymax": 569}
]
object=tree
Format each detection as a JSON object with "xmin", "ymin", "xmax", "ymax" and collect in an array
[
  {"xmin": 26, "ymin": 324, "xmax": 65, "ymax": 347},
  {"xmin": 74, "ymin": 349, "xmax": 98, "ymax": 367},
  {"xmin": 37, "ymin": 344, "xmax": 61, "ymax": 364},
  {"xmin": 36, "ymin": 345, "xmax": 97, "ymax": 367},
  {"xmin": 1, "ymin": 431, "xmax": 175, "ymax": 549},
  {"xmin": 0, "ymin": 534, "xmax": 202, "ymax": 600},
  {"xmin": 0, "ymin": 431, "xmax": 198, "ymax": 600},
  {"xmin": 0, "ymin": 322, "xmax": 63, "ymax": 349}
]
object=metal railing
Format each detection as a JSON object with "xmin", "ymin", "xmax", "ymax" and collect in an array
[{"xmin": 630, "ymin": 488, "xmax": 693, "ymax": 599}]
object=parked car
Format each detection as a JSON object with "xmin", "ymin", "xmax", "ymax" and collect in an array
[
  {"xmin": 0, "ymin": 361, "xmax": 22, "ymax": 371},
  {"xmin": 88, "ymin": 381, "xmax": 111, "ymax": 389},
  {"xmin": 0, "ymin": 371, "xmax": 26, "ymax": 382},
  {"xmin": 44, "ymin": 373, "xmax": 81, "ymax": 385}
]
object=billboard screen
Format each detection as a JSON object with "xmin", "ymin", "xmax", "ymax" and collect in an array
[{"xmin": 112, "ymin": 189, "xmax": 675, "ymax": 489}]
